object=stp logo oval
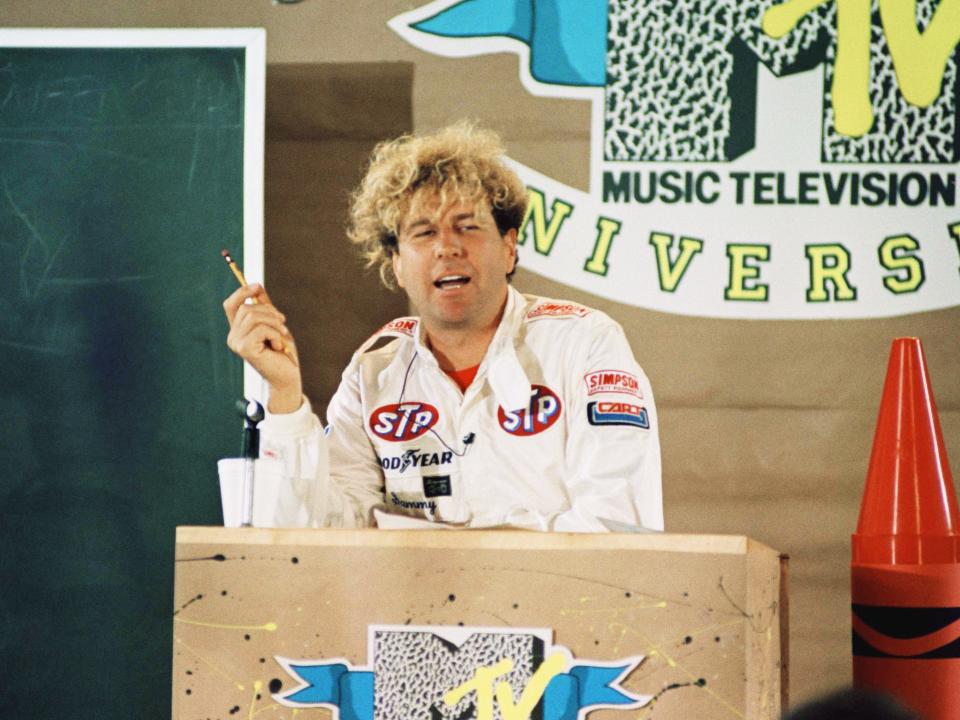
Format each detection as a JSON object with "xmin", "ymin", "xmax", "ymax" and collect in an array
[
  {"xmin": 497, "ymin": 385, "xmax": 562, "ymax": 436},
  {"xmin": 370, "ymin": 402, "xmax": 439, "ymax": 442}
]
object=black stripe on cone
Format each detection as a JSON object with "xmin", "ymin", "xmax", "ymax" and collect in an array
[{"xmin": 853, "ymin": 604, "xmax": 960, "ymax": 658}]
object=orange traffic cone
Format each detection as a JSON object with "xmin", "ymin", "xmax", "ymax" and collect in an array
[{"xmin": 852, "ymin": 338, "xmax": 960, "ymax": 720}]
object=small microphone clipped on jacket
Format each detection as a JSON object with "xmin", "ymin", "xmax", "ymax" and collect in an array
[{"xmin": 463, "ymin": 433, "xmax": 476, "ymax": 445}]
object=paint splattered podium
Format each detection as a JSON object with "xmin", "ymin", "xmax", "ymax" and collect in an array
[{"xmin": 172, "ymin": 528, "xmax": 786, "ymax": 719}]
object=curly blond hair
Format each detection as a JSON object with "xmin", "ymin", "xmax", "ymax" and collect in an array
[{"xmin": 347, "ymin": 121, "xmax": 528, "ymax": 289}]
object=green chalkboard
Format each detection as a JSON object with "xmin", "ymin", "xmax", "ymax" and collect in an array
[{"xmin": 0, "ymin": 44, "xmax": 250, "ymax": 718}]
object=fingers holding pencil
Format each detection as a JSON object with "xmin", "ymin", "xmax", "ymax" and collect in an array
[
  {"xmin": 226, "ymin": 289, "xmax": 298, "ymax": 360},
  {"xmin": 221, "ymin": 249, "xmax": 304, "ymax": 412},
  {"xmin": 223, "ymin": 280, "xmax": 304, "ymax": 412},
  {"xmin": 222, "ymin": 282, "xmax": 270, "ymax": 322},
  {"xmin": 221, "ymin": 248, "xmax": 292, "ymax": 356}
]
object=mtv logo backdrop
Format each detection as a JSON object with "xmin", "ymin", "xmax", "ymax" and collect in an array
[
  {"xmin": 275, "ymin": 625, "xmax": 647, "ymax": 720},
  {"xmin": 391, "ymin": 0, "xmax": 960, "ymax": 319}
]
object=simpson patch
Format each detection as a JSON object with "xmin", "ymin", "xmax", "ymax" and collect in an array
[
  {"xmin": 359, "ymin": 317, "xmax": 418, "ymax": 353},
  {"xmin": 526, "ymin": 302, "xmax": 591, "ymax": 320},
  {"xmin": 380, "ymin": 317, "xmax": 418, "ymax": 336},
  {"xmin": 584, "ymin": 369, "xmax": 643, "ymax": 398}
]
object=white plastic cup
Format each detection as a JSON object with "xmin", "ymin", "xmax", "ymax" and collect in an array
[{"xmin": 217, "ymin": 457, "xmax": 284, "ymax": 527}]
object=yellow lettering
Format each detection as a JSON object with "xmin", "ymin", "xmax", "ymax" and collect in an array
[
  {"xmin": 761, "ymin": 0, "xmax": 827, "ymax": 35},
  {"xmin": 584, "ymin": 216, "xmax": 621, "ymax": 276},
  {"xmin": 764, "ymin": 0, "xmax": 872, "ymax": 136},
  {"xmin": 725, "ymin": 244, "xmax": 770, "ymax": 301},
  {"xmin": 443, "ymin": 653, "xmax": 568, "ymax": 720},
  {"xmin": 519, "ymin": 188, "xmax": 573, "ymax": 256},
  {"xmin": 948, "ymin": 222, "xmax": 960, "ymax": 277},
  {"xmin": 649, "ymin": 232, "xmax": 704, "ymax": 292},
  {"xmin": 879, "ymin": 0, "xmax": 960, "ymax": 107},
  {"xmin": 762, "ymin": 0, "xmax": 960, "ymax": 137},
  {"xmin": 833, "ymin": 0, "xmax": 873, "ymax": 136},
  {"xmin": 444, "ymin": 657, "xmax": 513, "ymax": 720},
  {"xmin": 495, "ymin": 653, "xmax": 567, "ymax": 720},
  {"xmin": 806, "ymin": 244, "xmax": 857, "ymax": 301},
  {"xmin": 879, "ymin": 234, "xmax": 925, "ymax": 294}
]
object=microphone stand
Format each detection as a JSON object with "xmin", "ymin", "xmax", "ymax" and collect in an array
[{"xmin": 238, "ymin": 399, "xmax": 265, "ymax": 527}]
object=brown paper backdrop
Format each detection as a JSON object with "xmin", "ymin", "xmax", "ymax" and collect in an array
[
  {"xmin": 265, "ymin": 62, "xmax": 412, "ymax": 398},
  {"xmin": 8, "ymin": 0, "xmax": 957, "ymax": 706}
]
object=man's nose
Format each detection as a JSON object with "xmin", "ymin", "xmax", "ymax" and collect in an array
[{"xmin": 434, "ymin": 227, "xmax": 463, "ymax": 256}]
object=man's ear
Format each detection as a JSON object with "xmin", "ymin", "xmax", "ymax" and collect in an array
[
  {"xmin": 502, "ymin": 228, "xmax": 518, "ymax": 273},
  {"xmin": 391, "ymin": 251, "xmax": 405, "ymax": 289}
]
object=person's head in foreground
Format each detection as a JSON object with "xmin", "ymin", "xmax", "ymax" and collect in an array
[{"xmin": 783, "ymin": 687, "xmax": 919, "ymax": 720}]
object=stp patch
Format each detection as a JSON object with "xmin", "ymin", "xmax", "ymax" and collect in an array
[
  {"xmin": 370, "ymin": 402, "xmax": 439, "ymax": 442},
  {"xmin": 587, "ymin": 401, "xmax": 650, "ymax": 429},
  {"xmin": 498, "ymin": 385, "xmax": 562, "ymax": 436}
]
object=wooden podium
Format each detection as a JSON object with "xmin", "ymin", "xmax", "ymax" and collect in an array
[{"xmin": 172, "ymin": 528, "xmax": 786, "ymax": 719}]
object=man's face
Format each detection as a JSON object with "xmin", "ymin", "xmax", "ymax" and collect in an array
[{"xmin": 392, "ymin": 193, "xmax": 517, "ymax": 333}]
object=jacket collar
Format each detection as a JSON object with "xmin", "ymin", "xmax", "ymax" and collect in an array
[
  {"xmin": 482, "ymin": 287, "xmax": 533, "ymax": 411},
  {"xmin": 408, "ymin": 286, "xmax": 533, "ymax": 410}
]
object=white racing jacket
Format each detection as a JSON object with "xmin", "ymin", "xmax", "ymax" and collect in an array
[{"xmin": 260, "ymin": 287, "xmax": 663, "ymax": 532}]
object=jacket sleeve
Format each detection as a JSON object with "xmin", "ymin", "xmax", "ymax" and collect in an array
[
  {"xmin": 258, "ymin": 359, "xmax": 387, "ymax": 527},
  {"xmin": 566, "ymin": 318, "xmax": 662, "ymax": 531},
  {"xmin": 506, "ymin": 318, "xmax": 663, "ymax": 533}
]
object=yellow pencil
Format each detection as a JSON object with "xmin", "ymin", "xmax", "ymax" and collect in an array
[
  {"xmin": 221, "ymin": 248, "xmax": 291, "ymax": 355},
  {"xmin": 221, "ymin": 248, "xmax": 257, "ymax": 302}
]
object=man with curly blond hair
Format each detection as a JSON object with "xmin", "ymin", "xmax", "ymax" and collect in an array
[{"xmin": 224, "ymin": 122, "xmax": 662, "ymax": 531}]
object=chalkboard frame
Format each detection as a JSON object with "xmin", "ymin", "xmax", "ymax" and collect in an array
[
  {"xmin": 0, "ymin": 28, "xmax": 266, "ymax": 719},
  {"xmin": 0, "ymin": 27, "xmax": 267, "ymax": 399}
]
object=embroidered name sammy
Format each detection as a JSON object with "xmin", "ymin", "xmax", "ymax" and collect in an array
[{"xmin": 587, "ymin": 402, "xmax": 649, "ymax": 429}]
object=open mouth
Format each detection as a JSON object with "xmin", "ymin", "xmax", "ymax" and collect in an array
[{"xmin": 434, "ymin": 275, "xmax": 471, "ymax": 289}]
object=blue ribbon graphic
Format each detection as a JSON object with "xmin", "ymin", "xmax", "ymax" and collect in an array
[
  {"xmin": 410, "ymin": 0, "xmax": 608, "ymax": 87},
  {"xmin": 283, "ymin": 664, "xmax": 374, "ymax": 720},
  {"xmin": 283, "ymin": 662, "xmax": 636, "ymax": 719},
  {"xmin": 544, "ymin": 664, "xmax": 638, "ymax": 719}
]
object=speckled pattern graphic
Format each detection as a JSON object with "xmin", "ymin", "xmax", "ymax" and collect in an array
[
  {"xmin": 604, "ymin": 0, "xmax": 956, "ymax": 162},
  {"xmin": 373, "ymin": 630, "xmax": 543, "ymax": 720}
]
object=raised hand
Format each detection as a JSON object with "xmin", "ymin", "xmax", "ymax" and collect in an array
[{"xmin": 223, "ymin": 284, "xmax": 303, "ymax": 414}]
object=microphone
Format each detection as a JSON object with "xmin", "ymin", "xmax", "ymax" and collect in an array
[{"xmin": 422, "ymin": 428, "xmax": 476, "ymax": 457}]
